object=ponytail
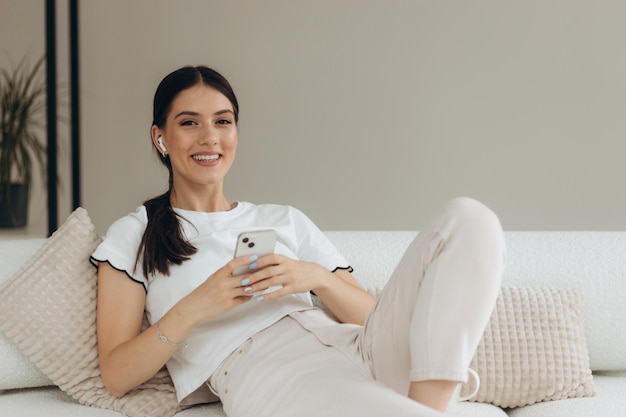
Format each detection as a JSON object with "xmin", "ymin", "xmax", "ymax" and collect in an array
[{"xmin": 136, "ymin": 191, "xmax": 197, "ymax": 277}]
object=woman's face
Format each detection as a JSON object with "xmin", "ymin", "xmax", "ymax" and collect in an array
[{"xmin": 154, "ymin": 85, "xmax": 238, "ymax": 192}]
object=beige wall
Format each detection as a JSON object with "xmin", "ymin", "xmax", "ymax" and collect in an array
[{"xmin": 3, "ymin": 0, "xmax": 626, "ymax": 235}]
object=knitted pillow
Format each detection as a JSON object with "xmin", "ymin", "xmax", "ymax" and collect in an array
[
  {"xmin": 0, "ymin": 208, "xmax": 186, "ymax": 417},
  {"xmin": 460, "ymin": 287, "xmax": 595, "ymax": 408}
]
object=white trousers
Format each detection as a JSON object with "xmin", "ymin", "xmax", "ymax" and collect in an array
[{"xmin": 209, "ymin": 198, "xmax": 505, "ymax": 417}]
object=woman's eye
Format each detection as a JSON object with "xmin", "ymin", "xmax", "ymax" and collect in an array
[
  {"xmin": 181, "ymin": 120, "xmax": 197, "ymax": 126},
  {"xmin": 217, "ymin": 119, "xmax": 232, "ymax": 125}
]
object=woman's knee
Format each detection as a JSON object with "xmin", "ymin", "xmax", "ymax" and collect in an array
[
  {"xmin": 440, "ymin": 197, "xmax": 502, "ymax": 238},
  {"xmin": 436, "ymin": 197, "xmax": 506, "ymax": 269}
]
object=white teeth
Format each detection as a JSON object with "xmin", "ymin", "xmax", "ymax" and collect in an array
[{"xmin": 193, "ymin": 154, "xmax": 219, "ymax": 161}]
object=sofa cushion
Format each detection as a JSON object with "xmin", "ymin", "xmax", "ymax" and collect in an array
[
  {"xmin": 506, "ymin": 372, "xmax": 626, "ymax": 417},
  {"xmin": 0, "ymin": 335, "xmax": 51, "ymax": 391},
  {"xmin": 461, "ymin": 287, "xmax": 595, "ymax": 408},
  {"xmin": 502, "ymin": 232, "xmax": 626, "ymax": 371},
  {"xmin": 325, "ymin": 231, "xmax": 626, "ymax": 372},
  {"xmin": 0, "ymin": 208, "xmax": 187, "ymax": 417},
  {"xmin": 0, "ymin": 238, "xmax": 50, "ymax": 390},
  {"xmin": 0, "ymin": 386, "xmax": 229, "ymax": 417}
]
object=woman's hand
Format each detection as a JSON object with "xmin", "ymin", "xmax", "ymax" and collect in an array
[
  {"xmin": 176, "ymin": 254, "xmax": 262, "ymax": 324},
  {"xmin": 238, "ymin": 254, "xmax": 329, "ymax": 300},
  {"xmin": 240, "ymin": 254, "xmax": 376, "ymax": 324}
]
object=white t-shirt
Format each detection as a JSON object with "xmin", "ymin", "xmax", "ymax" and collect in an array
[{"xmin": 91, "ymin": 201, "xmax": 351, "ymax": 402}]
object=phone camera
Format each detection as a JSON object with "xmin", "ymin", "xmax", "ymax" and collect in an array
[
  {"xmin": 242, "ymin": 237, "xmax": 249, "ymax": 243},
  {"xmin": 248, "ymin": 242, "xmax": 255, "ymax": 248}
]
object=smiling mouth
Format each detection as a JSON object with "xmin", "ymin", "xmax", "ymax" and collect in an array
[{"xmin": 192, "ymin": 154, "xmax": 220, "ymax": 162}]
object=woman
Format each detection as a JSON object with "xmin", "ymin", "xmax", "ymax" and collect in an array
[{"xmin": 92, "ymin": 65, "xmax": 505, "ymax": 417}]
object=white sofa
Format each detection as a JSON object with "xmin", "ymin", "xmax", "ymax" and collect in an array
[{"xmin": 1, "ymin": 231, "xmax": 625, "ymax": 417}]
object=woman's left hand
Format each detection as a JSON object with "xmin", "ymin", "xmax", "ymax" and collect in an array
[{"xmin": 240, "ymin": 254, "xmax": 330, "ymax": 301}]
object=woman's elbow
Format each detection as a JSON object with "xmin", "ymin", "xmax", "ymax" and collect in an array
[
  {"xmin": 99, "ymin": 365, "xmax": 130, "ymax": 398},
  {"xmin": 108, "ymin": 388, "xmax": 128, "ymax": 399}
]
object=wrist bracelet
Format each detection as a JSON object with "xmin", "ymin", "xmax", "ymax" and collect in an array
[{"xmin": 156, "ymin": 321, "xmax": 187, "ymax": 348}]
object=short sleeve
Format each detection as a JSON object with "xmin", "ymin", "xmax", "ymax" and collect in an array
[
  {"xmin": 288, "ymin": 207, "xmax": 353, "ymax": 273},
  {"xmin": 90, "ymin": 206, "xmax": 148, "ymax": 290}
]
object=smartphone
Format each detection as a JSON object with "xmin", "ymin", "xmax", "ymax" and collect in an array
[{"xmin": 232, "ymin": 229, "xmax": 277, "ymax": 277}]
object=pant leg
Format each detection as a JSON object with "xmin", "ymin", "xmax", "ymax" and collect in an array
[
  {"xmin": 358, "ymin": 197, "xmax": 505, "ymax": 395},
  {"xmin": 209, "ymin": 316, "xmax": 442, "ymax": 417}
]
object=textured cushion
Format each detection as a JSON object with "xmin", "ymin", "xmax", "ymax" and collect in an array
[
  {"xmin": 460, "ymin": 287, "xmax": 595, "ymax": 408},
  {"xmin": 0, "ymin": 208, "xmax": 187, "ymax": 417}
]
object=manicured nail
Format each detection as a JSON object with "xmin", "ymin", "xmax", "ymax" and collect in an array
[
  {"xmin": 256, "ymin": 295, "xmax": 264, "ymax": 302},
  {"xmin": 249, "ymin": 255, "xmax": 258, "ymax": 261},
  {"xmin": 241, "ymin": 277, "xmax": 251, "ymax": 286},
  {"xmin": 244, "ymin": 286, "xmax": 252, "ymax": 292},
  {"xmin": 249, "ymin": 262, "xmax": 258, "ymax": 270}
]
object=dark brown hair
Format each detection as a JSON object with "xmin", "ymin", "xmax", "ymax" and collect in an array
[{"xmin": 137, "ymin": 66, "xmax": 239, "ymax": 277}]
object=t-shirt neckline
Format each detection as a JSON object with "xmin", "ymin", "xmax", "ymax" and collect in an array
[{"xmin": 172, "ymin": 201, "xmax": 245, "ymax": 220}]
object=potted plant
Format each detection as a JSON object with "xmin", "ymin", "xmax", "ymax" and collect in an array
[{"xmin": 0, "ymin": 56, "xmax": 47, "ymax": 228}]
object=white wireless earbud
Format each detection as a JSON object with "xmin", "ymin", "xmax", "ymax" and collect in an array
[{"xmin": 157, "ymin": 136, "xmax": 167, "ymax": 153}]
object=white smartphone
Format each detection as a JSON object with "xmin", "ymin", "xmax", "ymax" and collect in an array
[
  {"xmin": 233, "ymin": 230, "xmax": 282, "ymax": 297},
  {"xmin": 232, "ymin": 229, "xmax": 277, "ymax": 277}
]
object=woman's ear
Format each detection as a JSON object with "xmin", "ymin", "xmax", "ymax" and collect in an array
[{"xmin": 151, "ymin": 126, "xmax": 165, "ymax": 155}]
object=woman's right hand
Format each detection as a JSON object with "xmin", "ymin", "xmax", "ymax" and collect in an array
[{"xmin": 176, "ymin": 254, "xmax": 260, "ymax": 324}]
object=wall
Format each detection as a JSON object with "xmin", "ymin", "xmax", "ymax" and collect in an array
[{"xmin": 3, "ymin": 1, "xmax": 626, "ymax": 235}]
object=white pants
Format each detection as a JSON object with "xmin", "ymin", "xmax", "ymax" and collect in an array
[{"xmin": 209, "ymin": 198, "xmax": 505, "ymax": 417}]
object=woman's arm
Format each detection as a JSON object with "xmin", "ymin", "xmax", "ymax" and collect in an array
[
  {"xmin": 311, "ymin": 268, "xmax": 376, "ymax": 325},
  {"xmin": 96, "ymin": 254, "xmax": 257, "ymax": 397},
  {"xmin": 96, "ymin": 263, "xmax": 192, "ymax": 397}
]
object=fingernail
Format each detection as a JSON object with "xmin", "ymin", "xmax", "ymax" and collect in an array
[
  {"xmin": 249, "ymin": 262, "xmax": 258, "ymax": 270},
  {"xmin": 244, "ymin": 286, "xmax": 252, "ymax": 292},
  {"xmin": 241, "ymin": 277, "xmax": 251, "ymax": 286},
  {"xmin": 249, "ymin": 255, "xmax": 258, "ymax": 261},
  {"xmin": 256, "ymin": 295, "xmax": 264, "ymax": 302}
]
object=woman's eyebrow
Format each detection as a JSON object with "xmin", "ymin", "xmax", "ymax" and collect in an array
[
  {"xmin": 174, "ymin": 110, "xmax": 200, "ymax": 119},
  {"xmin": 174, "ymin": 109, "xmax": 234, "ymax": 119}
]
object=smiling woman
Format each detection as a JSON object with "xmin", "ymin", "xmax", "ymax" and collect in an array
[
  {"xmin": 90, "ymin": 65, "xmax": 505, "ymax": 417},
  {"xmin": 151, "ymin": 86, "xmax": 239, "ymax": 210}
]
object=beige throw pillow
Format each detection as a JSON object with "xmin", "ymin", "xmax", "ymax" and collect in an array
[
  {"xmin": 461, "ymin": 287, "xmax": 595, "ymax": 408},
  {"xmin": 0, "ymin": 208, "xmax": 188, "ymax": 417}
]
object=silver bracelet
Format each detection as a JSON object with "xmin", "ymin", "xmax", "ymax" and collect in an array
[{"xmin": 156, "ymin": 321, "xmax": 187, "ymax": 348}]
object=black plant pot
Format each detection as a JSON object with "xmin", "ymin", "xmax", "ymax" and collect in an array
[{"xmin": 0, "ymin": 184, "xmax": 28, "ymax": 228}]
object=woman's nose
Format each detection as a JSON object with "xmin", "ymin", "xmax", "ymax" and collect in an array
[{"xmin": 198, "ymin": 126, "xmax": 218, "ymax": 145}]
